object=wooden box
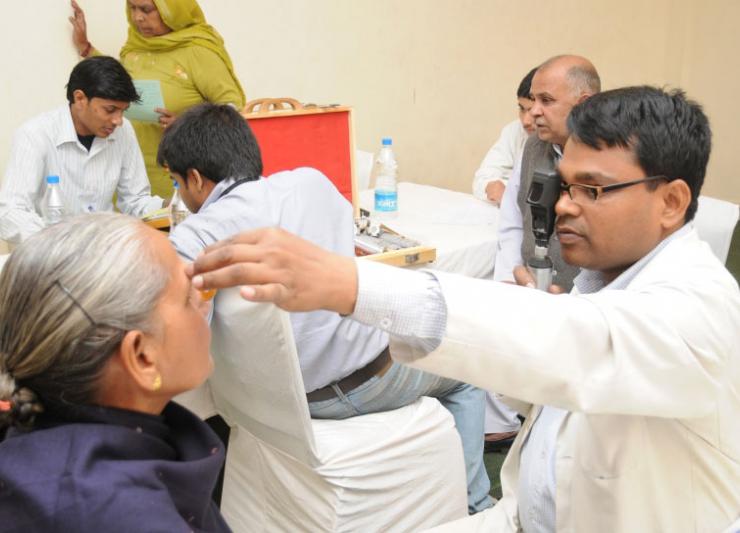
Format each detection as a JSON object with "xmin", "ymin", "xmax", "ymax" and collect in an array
[
  {"xmin": 242, "ymin": 98, "xmax": 435, "ymax": 267},
  {"xmin": 145, "ymin": 99, "xmax": 435, "ymax": 267}
]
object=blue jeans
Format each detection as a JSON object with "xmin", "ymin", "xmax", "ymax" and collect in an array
[{"xmin": 309, "ymin": 361, "xmax": 494, "ymax": 514}]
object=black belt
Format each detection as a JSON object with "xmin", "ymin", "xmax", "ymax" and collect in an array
[{"xmin": 306, "ymin": 346, "xmax": 392, "ymax": 402}]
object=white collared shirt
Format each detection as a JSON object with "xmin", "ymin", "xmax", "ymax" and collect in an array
[
  {"xmin": 472, "ymin": 119, "xmax": 530, "ymax": 201},
  {"xmin": 0, "ymin": 105, "xmax": 162, "ymax": 243},
  {"xmin": 169, "ymin": 169, "xmax": 389, "ymax": 393}
]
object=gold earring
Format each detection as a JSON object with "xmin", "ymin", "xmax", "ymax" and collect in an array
[{"xmin": 153, "ymin": 374, "xmax": 162, "ymax": 392}]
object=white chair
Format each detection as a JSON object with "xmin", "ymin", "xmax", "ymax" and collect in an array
[
  {"xmin": 207, "ymin": 288, "xmax": 468, "ymax": 532},
  {"xmin": 695, "ymin": 195, "xmax": 739, "ymax": 264},
  {"xmin": 355, "ymin": 149, "xmax": 374, "ymax": 191}
]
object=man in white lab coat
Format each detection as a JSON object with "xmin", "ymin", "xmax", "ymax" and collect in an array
[{"xmin": 187, "ymin": 86, "xmax": 740, "ymax": 532}]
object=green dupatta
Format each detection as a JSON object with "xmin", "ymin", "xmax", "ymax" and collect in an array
[{"xmin": 120, "ymin": 0, "xmax": 245, "ymax": 104}]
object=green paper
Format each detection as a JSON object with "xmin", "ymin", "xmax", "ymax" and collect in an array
[{"xmin": 124, "ymin": 80, "xmax": 165, "ymax": 123}]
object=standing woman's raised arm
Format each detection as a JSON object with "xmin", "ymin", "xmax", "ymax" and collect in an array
[{"xmin": 68, "ymin": 0, "xmax": 95, "ymax": 57}]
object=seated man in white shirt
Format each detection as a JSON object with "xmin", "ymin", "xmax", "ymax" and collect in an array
[
  {"xmin": 472, "ymin": 67, "xmax": 536, "ymax": 205},
  {"xmin": 187, "ymin": 87, "xmax": 740, "ymax": 533},
  {"xmin": 0, "ymin": 56, "xmax": 163, "ymax": 244},
  {"xmin": 162, "ymin": 103, "xmax": 493, "ymax": 514}
]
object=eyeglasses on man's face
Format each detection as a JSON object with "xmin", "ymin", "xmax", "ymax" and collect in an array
[{"xmin": 559, "ymin": 175, "xmax": 668, "ymax": 202}]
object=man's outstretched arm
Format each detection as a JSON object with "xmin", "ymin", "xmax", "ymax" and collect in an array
[
  {"xmin": 188, "ymin": 227, "xmax": 358, "ymax": 314},
  {"xmin": 187, "ymin": 226, "xmax": 448, "ymax": 354}
]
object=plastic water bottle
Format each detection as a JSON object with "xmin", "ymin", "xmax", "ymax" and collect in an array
[
  {"xmin": 373, "ymin": 137, "xmax": 398, "ymax": 219},
  {"xmin": 169, "ymin": 180, "xmax": 190, "ymax": 227},
  {"xmin": 40, "ymin": 175, "xmax": 67, "ymax": 226}
]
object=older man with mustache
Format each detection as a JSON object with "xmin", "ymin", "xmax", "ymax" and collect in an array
[
  {"xmin": 484, "ymin": 55, "xmax": 601, "ymax": 450},
  {"xmin": 494, "ymin": 54, "xmax": 600, "ymax": 292}
]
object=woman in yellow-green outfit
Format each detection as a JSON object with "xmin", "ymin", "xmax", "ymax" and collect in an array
[{"xmin": 69, "ymin": 0, "xmax": 246, "ymax": 198}]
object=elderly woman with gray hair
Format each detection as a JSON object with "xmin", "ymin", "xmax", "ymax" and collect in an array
[{"xmin": 0, "ymin": 213, "xmax": 230, "ymax": 531}]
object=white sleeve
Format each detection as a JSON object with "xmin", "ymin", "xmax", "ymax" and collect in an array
[
  {"xmin": 114, "ymin": 121, "xmax": 164, "ymax": 216},
  {"xmin": 0, "ymin": 127, "xmax": 46, "ymax": 243},
  {"xmin": 352, "ymin": 258, "xmax": 447, "ymax": 355},
  {"xmin": 395, "ymin": 260, "xmax": 740, "ymax": 418},
  {"xmin": 492, "ymin": 154, "xmax": 524, "ymax": 282},
  {"xmin": 472, "ymin": 121, "xmax": 520, "ymax": 201}
]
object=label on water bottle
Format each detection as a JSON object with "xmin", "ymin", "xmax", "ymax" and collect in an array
[{"xmin": 374, "ymin": 190, "xmax": 398, "ymax": 212}]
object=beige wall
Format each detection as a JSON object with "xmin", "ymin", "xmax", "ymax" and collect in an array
[{"xmin": 1, "ymin": 0, "xmax": 738, "ymax": 202}]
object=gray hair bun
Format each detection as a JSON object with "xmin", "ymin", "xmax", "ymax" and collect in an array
[{"xmin": 0, "ymin": 372, "xmax": 44, "ymax": 431}]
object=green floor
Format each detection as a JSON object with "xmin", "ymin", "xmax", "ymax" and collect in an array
[
  {"xmin": 484, "ymin": 449, "xmax": 507, "ymax": 500},
  {"xmin": 484, "ymin": 223, "xmax": 740, "ymax": 500}
]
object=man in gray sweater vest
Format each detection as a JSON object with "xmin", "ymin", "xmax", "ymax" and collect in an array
[
  {"xmin": 494, "ymin": 55, "xmax": 601, "ymax": 291},
  {"xmin": 485, "ymin": 55, "xmax": 601, "ymax": 449}
]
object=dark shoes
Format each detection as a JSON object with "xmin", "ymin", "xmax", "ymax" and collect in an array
[{"xmin": 484, "ymin": 430, "xmax": 518, "ymax": 453}]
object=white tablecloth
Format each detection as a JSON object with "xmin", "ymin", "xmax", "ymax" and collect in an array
[{"xmin": 360, "ymin": 182, "xmax": 500, "ymax": 279}]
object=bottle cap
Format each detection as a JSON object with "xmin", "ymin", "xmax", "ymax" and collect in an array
[
  {"xmin": 46, "ymin": 175, "xmax": 60, "ymax": 184},
  {"xmin": 382, "ymin": 137, "xmax": 392, "ymax": 146}
]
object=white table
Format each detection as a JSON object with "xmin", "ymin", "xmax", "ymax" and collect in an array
[{"xmin": 360, "ymin": 182, "xmax": 500, "ymax": 279}]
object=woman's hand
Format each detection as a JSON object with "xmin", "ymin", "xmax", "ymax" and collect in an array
[
  {"xmin": 69, "ymin": 0, "xmax": 90, "ymax": 55},
  {"xmin": 155, "ymin": 108, "xmax": 177, "ymax": 129}
]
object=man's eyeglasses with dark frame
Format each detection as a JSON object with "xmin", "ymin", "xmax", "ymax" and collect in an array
[{"xmin": 560, "ymin": 175, "xmax": 668, "ymax": 202}]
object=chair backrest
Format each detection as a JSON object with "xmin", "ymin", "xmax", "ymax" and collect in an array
[
  {"xmin": 208, "ymin": 287, "xmax": 319, "ymax": 467},
  {"xmin": 355, "ymin": 149, "xmax": 374, "ymax": 191},
  {"xmin": 695, "ymin": 195, "xmax": 739, "ymax": 264}
]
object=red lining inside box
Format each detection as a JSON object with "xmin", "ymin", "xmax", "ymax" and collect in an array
[{"xmin": 246, "ymin": 111, "xmax": 354, "ymax": 204}]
